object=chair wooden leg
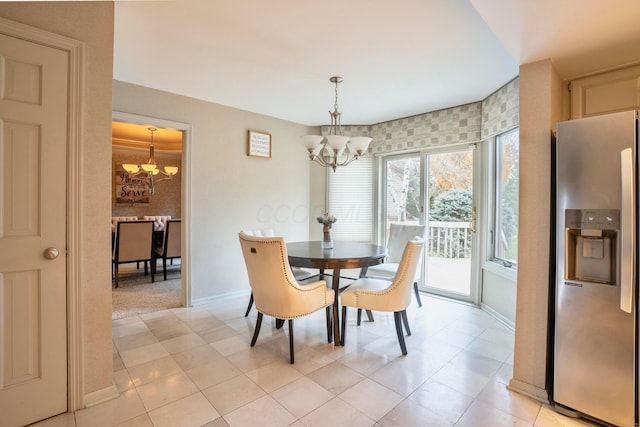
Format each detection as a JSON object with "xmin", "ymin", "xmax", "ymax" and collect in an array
[
  {"xmin": 245, "ymin": 292, "xmax": 254, "ymax": 317},
  {"xmin": 413, "ymin": 282, "xmax": 422, "ymax": 307},
  {"xmin": 366, "ymin": 310, "xmax": 374, "ymax": 322},
  {"xmin": 341, "ymin": 306, "xmax": 349, "ymax": 346},
  {"xmin": 326, "ymin": 306, "xmax": 333, "ymax": 343},
  {"xmin": 401, "ymin": 310, "xmax": 411, "ymax": 336},
  {"xmin": 163, "ymin": 257, "xmax": 168, "ymax": 280},
  {"xmin": 288, "ymin": 319, "xmax": 294, "ymax": 364},
  {"xmin": 251, "ymin": 312, "xmax": 263, "ymax": 346},
  {"xmin": 114, "ymin": 263, "xmax": 119, "ymax": 288},
  {"xmin": 357, "ymin": 308, "xmax": 362, "ymax": 326},
  {"xmin": 394, "ymin": 311, "xmax": 408, "ymax": 355},
  {"xmin": 276, "ymin": 319, "xmax": 285, "ymax": 329}
]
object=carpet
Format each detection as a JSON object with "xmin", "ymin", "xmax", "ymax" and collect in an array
[{"xmin": 112, "ymin": 266, "xmax": 182, "ymax": 320}]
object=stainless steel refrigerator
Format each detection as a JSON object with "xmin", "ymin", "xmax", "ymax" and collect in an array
[{"xmin": 555, "ymin": 110, "xmax": 637, "ymax": 426}]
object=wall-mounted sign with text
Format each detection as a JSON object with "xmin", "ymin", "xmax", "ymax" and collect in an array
[
  {"xmin": 247, "ymin": 130, "xmax": 272, "ymax": 158},
  {"xmin": 114, "ymin": 170, "xmax": 150, "ymax": 206}
]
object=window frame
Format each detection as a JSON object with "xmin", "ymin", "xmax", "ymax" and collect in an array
[{"xmin": 492, "ymin": 127, "xmax": 519, "ymax": 269}]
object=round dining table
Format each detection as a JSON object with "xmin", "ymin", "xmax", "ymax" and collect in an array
[{"xmin": 287, "ymin": 241, "xmax": 387, "ymax": 345}]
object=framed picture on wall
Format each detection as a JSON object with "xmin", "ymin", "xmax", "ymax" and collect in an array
[
  {"xmin": 114, "ymin": 169, "xmax": 150, "ymax": 206},
  {"xmin": 247, "ymin": 130, "xmax": 272, "ymax": 158}
]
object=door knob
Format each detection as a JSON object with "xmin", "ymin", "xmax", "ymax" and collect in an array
[{"xmin": 44, "ymin": 247, "xmax": 60, "ymax": 260}]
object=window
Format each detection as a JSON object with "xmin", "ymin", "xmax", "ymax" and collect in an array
[
  {"xmin": 494, "ymin": 128, "xmax": 519, "ymax": 267},
  {"xmin": 328, "ymin": 155, "xmax": 373, "ymax": 242}
]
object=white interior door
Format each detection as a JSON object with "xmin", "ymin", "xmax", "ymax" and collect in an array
[{"xmin": 0, "ymin": 33, "xmax": 68, "ymax": 426}]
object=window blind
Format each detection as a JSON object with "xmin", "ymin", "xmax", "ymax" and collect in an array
[{"xmin": 328, "ymin": 155, "xmax": 373, "ymax": 242}]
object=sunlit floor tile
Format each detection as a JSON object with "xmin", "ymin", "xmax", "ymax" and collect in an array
[
  {"xmin": 126, "ymin": 355, "xmax": 182, "ymax": 387},
  {"xmin": 430, "ymin": 362, "xmax": 492, "ymax": 398},
  {"xmin": 101, "ymin": 294, "xmax": 605, "ymax": 427},
  {"xmin": 185, "ymin": 357, "xmax": 242, "ymax": 390},
  {"xmin": 245, "ymin": 360, "xmax": 304, "ymax": 393},
  {"xmin": 201, "ymin": 374, "xmax": 266, "ymax": 415},
  {"xmin": 119, "ymin": 342, "xmax": 170, "ymax": 368},
  {"xmin": 113, "ymin": 331, "xmax": 159, "ymax": 353},
  {"xmin": 476, "ymin": 379, "xmax": 541, "ymax": 423},
  {"xmin": 306, "ymin": 361, "xmax": 365, "ymax": 395},
  {"xmin": 408, "ymin": 378, "xmax": 474, "ymax": 424},
  {"xmin": 338, "ymin": 378, "xmax": 404, "ymax": 421},
  {"xmin": 136, "ymin": 372, "xmax": 199, "ymax": 411},
  {"xmin": 147, "ymin": 392, "xmax": 219, "ymax": 427},
  {"xmin": 270, "ymin": 377, "xmax": 334, "ymax": 418},
  {"xmin": 456, "ymin": 399, "xmax": 532, "ymax": 427},
  {"xmin": 377, "ymin": 398, "xmax": 453, "ymax": 427},
  {"xmin": 172, "ymin": 343, "xmax": 225, "ymax": 371},
  {"xmin": 223, "ymin": 395, "xmax": 296, "ymax": 427},
  {"xmin": 113, "ymin": 413, "xmax": 154, "ymax": 427},
  {"xmin": 299, "ymin": 397, "xmax": 375, "ymax": 427},
  {"xmin": 160, "ymin": 332, "xmax": 207, "ymax": 354},
  {"xmin": 225, "ymin": 346, "xmax": 281, "ymax": 372},
  {"xmin": 210, "ymin": 335, "xmax": 254, "ymax": 357}
]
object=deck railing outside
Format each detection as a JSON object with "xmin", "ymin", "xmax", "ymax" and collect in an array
[{"xmin": 428, "ymin": 221, "xmax": 472, "ymax": 259}]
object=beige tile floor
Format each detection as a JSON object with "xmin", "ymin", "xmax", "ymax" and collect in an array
[{"xmin": 35, "ymin": 294, "xmax": 599, "ymax": 427}]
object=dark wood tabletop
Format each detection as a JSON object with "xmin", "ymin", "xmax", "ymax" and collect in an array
[
  {"xmin": 287, "ymin": 241, "xmax": 387, "ymax": 270},
  {"xmin": 287, "ymin": 241, "xmax": 387, "ymax": 345}
]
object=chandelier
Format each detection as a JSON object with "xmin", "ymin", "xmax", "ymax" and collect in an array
[
  {"xmin": 122, "ymin": 127, "xmax": 179, "ymax": 195},
  {"xmin": 302, "ymin": 76, "xmax": 372, "ymax": 172}
]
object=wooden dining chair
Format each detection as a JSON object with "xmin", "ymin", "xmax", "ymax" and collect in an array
[
  {"xmin": 238, "ymin": 231, "xmax": 334, "ymax": 363},
  {"xmin": 152, "ymin": 219, "xmax": 181, "ymax": 280},
  {"xmin": 112, "ymin": 220, "xmax": 154, "ymax": 288},
  {"xmin": 340, "ymin": 238, "xmax": 424, "ymax": 355}
]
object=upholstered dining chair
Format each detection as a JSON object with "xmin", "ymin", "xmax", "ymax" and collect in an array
[
  {"xmin": 242, "ymin": 228, "xmax": 313, "ymax": 317},
  {"xmin": 152, "ymin": 219, "xmax": 181, "ymax": 280},
  {"xmin": 365, "ymin": 223, "xmax": 426, "ymax": 308},
  {"xmin": 238, "ymin": 232, "xmax": 334, "ymax": 363},
  {"xmin": 112, "ymin": 220, "xmax": 154, "ymax": 288},
  {"xmin": 340, "ymin": 238, "xmax": 424, "ymax": 355}
]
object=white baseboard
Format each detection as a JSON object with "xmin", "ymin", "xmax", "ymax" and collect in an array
[
  {"xmin": 191, "ymin": 289, "xmax": 249, "ymax": 306},
  {"xmin": 83, "ymin": 384, "xmax": 119, "ymax": 408},
  {"xmin": 480, "ymin": 302, "xmax": 515, "ymax": 330}
]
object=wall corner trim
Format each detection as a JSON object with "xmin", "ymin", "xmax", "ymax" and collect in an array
[{"xmin": 507, "ymin": 378, "xmax": 549, "ymax": 404}]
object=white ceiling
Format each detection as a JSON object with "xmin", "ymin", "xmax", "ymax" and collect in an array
[{"xmin": 113, "ymin": 0, "xmax": 640, "ymax": 127}]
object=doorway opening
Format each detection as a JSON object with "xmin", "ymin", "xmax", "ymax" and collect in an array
[{"xmin": 111, "ymin": 113, "xmax": 190, "ymax": 318}]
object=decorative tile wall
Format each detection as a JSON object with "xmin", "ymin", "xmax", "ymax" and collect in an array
[
  {"xmin": 369, "ymin": 103, "xmax": 482, "ymax": 154},
  {"xmin": 329, "ymin": 77, "xmax": 519, "ymax": 156},
  {"xmin": 481, "ymin": 77, "xmax": 519, "ymax": 139}
]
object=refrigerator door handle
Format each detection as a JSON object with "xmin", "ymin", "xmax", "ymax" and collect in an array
[{"xmin": 619, "ymin": 148, "xmax": 634, "ymax": 313}]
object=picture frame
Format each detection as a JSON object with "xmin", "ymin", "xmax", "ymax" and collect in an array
[
  {"xmin": 247, "ymin": 130, "xmax": 272, "ymax": 158},
  {"xmin": 114, "ymin": 169, "xmax": 150, "ymax": 206}
]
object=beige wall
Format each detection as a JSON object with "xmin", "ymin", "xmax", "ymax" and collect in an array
[
  {"xmin": 112, "ymin": 81, "xmax": 316, "ymax": 302},
  {"xmin": 0, "ymin": 1, "xmax": 115, "ymax": 401},
  {"xmin": 509, "ymin": 59, "xmax": 562, "ymax": 400}
]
